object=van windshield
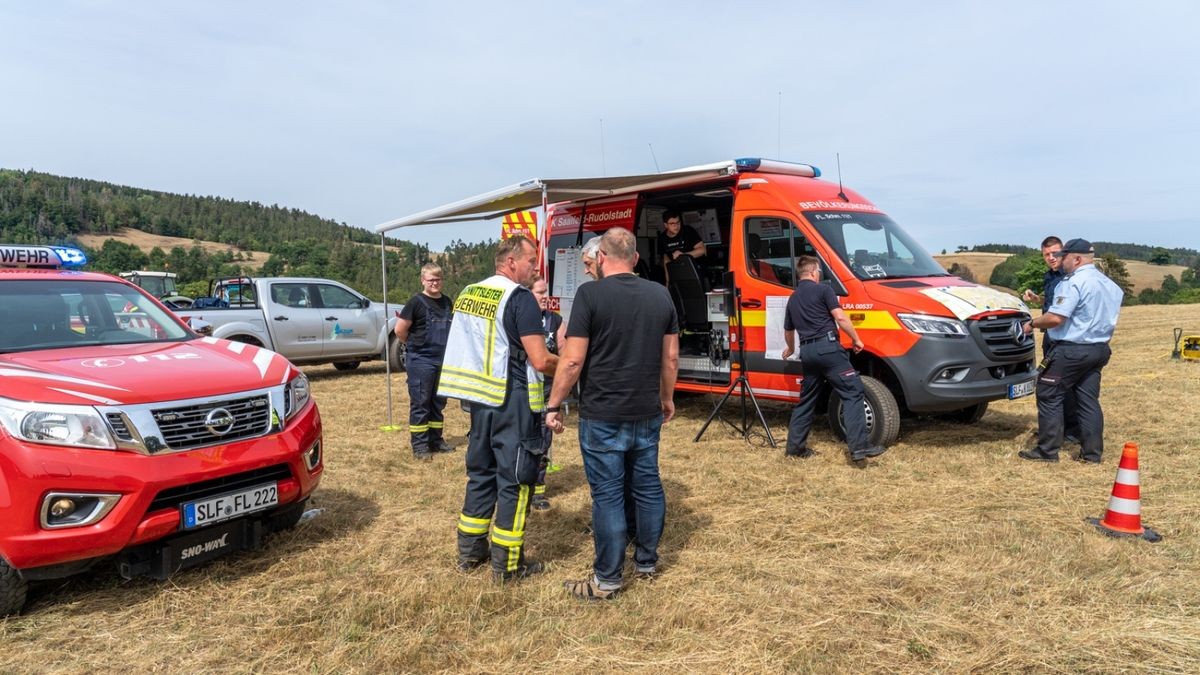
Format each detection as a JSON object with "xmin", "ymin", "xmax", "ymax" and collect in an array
[{"xmin": 804, "ymin": 211, "xmax": 948, "ymax": 280}]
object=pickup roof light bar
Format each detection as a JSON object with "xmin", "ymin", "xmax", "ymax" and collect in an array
[
  {"xmin": 0, "ymin": 245, "xmax": 88, "ymax": 269},
  {"xmin": 734, "ymin": 157, "xmax": 822, "ymax": 178}
]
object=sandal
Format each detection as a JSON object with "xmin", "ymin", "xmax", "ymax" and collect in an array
[{"xmin": 563, "ymin": 578, "xmax": 620, "ymax": 601}]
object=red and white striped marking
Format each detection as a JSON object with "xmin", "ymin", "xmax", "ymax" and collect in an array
[{"xmin": 1098, "ymin": 442, "xmax": 1145, "ymax": 535}]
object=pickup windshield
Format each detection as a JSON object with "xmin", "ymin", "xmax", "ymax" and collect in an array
[
  {"xmin": 0, "ymin": 280, "xmax": 191, "ymax": 353},
  {"xmin": 804, "ymin": 211, "xmax": 948, "ymax": 280}
]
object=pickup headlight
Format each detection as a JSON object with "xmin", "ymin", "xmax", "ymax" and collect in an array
[
  {"xmin": 897, "ymin": 313, "xmax": 968, "ymax": 337},
  {"xmin": 284, "ymin": 373, "xmax": 311, "ymax": 421},
  {"xmin": 0, "ymin": 397, "xmax": 116, "ymax": 449}
]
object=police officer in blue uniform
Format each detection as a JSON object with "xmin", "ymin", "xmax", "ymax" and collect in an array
[
  {"xmin": 1019, "ymin": 239, "xmax": 1123, "ymax": 464},
  {"xmin": 1023, "ymin": 235, "xmax": 1080, "ymax": 442},
  {"xmin": 395, "ymin": 263, "xmax": 454, "ymax": 460},
  {"xmin": 782, "ymin": 255, "xmax": 887, "ymax": 464}
]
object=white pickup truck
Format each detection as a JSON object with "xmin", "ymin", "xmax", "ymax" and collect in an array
[{"xmin": 175, "ymin": 276, "xmax": 405, "ymax": 371}]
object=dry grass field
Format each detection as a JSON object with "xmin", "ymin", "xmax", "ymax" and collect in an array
[
  {"xmin": 76, "ymin": 228, "xmax": 270, "ymax": 271},
  {"xmin": 935, "ymin": 253, "xmax": 1188, "ymax": 294},
  {"xmin": 3, "ymin": 305, "xmax": 1199, "ymax": 672}
]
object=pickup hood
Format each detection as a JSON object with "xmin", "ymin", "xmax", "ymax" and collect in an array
[
  {"xmin": 0, "ymin": 337, "xmax": 298, "ymax": 406},
  {"xmin": 863, "ymin": 277, "xmax": 1029, "ymax": 320}
]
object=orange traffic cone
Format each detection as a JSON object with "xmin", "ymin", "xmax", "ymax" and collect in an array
[{"xmin": 1088, "ymin": 442, "xmax": 1162, "ymax": 542}]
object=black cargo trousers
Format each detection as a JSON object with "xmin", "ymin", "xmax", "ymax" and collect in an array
[
  {"xmin": 787, "ymin": 333, "xmax": 870, "ymax": 454},
  {"xmin": 456, "ymin": 379, "xmax": 546, "ymax": 574},
  {"xmin": 1035, "ymin": 341, "xmax": 1112, "ymax": 461},
  {"xmin": 1042, "ymin": 335, "xmax": 1080, "ymax": 441}
]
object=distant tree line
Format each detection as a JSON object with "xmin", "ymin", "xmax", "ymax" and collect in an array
[
  {"xmin": 988, "ymin": 250, "xmax": 1200, "ymax": 307},
  {"xmin": 0, "ymin": 168, "xmax": 498, "ymax": 302},
  {"xmin": 971, "ymin": 241, "xmax": 1197, "ymax": 267}
]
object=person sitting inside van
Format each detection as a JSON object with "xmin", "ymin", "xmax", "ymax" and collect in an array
[{"xmin": 658, "ymin": 210, "xmax": 706, "ymax": 285}]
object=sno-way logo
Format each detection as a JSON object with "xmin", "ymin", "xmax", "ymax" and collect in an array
[{"xmin": 179, "ymin": 533, "xmax": 231, "ymax": 561}]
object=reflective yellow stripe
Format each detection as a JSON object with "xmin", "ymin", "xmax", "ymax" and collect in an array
[
  {"xmin": 534, "ymin": 484, "xmax": 546, "ymax": 495},
  {"xmin": 484, "ymin": 314, "xmax": 496, "ymax": 375},
  {"xmin": 739, "ymin": 309, "xmax": 767, "ymax": 327},
  {"xmin": 428, "ymin": 421, "xmax": 443, "ymax": 429},
  {"xmin": 458, "ymin": 513, "xmax": 490, "ymax": 535},
  {"xmin": 513, "ymin": 484, "xmax": 530, "ymax": 535},
  {"xmin": 528, "ymin": 380, "xmax": 545, "ymax": 412},
  {"xmin": 409, "ymin": 424, "xmax": 430, "ymax": 432},
  {"xmin": 441, "ymin": 365, "xmax": 505, "ymax": 386},
  {"xmin": 439, "ymin": 382, "xmax": 504, "ymax": 405},
  {"xmin": 491, "ymin": 526, "xmax": 524, "ymax": 546}
]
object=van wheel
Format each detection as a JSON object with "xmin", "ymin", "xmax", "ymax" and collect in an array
[
  {"xmin": 0, "ymin": 557, "xmax": 28, "ymax": 617},
  {"xmin": 942, "ymin": 402, "xmax": 988, "ymax": 424},
  {"xmin": 827, "ymin": 375, "xmax": 901, "ymax": 448},
  {"xmin": 388, "ymin": 337, "xmax": 407, "ymax": 373},
  {"xmin": 333, "ymin": 361, "xmax": 361, "ymax": 371}
]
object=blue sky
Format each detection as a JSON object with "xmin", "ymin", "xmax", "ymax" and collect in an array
[{"xmin": 3, "ymin": 2, "xmax": 1197, "ymax": 253}]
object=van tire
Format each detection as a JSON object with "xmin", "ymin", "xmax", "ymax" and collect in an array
[
  {"xmin": 827, "ymin": 375, "xmax": 901, "ymax": 448},
  {"xmin": 942, "ymin": 402, "xmax": 988, "ymax": 424},
  {"xmin": 0, "ymin": 557, "xmax": 27, "ymax": 617},
  {"xmin": 333, "ymin": 361, "xmax": 361, "ymax": 371},
  {"xmin": 388, "ymin": 337, "xmax": 407, "ymax": 373}
]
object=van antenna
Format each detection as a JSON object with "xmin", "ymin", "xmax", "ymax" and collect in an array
[
  {"xmin": 777, "ymin": 91, "xmax": 782, "ymax": 158},
  {"xmin": 836, "ymin": 153, "xmax": 849, "ymax": 202},
  {"xmin": 600, "ymin": 118, "xmax": 607, "ymax": 176},
  {"xmin": 648, "ymin": 143, "xmax": 661, "ymax": 172}
]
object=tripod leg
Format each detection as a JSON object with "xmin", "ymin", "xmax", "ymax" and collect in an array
[
  {"xmin": 743, "ymin": 384, "xmax": 777, "ymax": 447},
  {"xmin": 694, "ymin": 377, "xmax": 743, "ymax": 442}
]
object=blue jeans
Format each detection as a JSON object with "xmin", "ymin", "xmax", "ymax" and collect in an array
[{"xmin": 578, "ymin": 415, "xmax": 666, "ymax": 588}]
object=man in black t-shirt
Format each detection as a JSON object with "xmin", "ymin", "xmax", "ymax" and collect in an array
[
  {"xmin": 395, "ymin": 263, "xmax": 454, "ymax": 459},
  {"xmin": 782, "ymin": 255, "xmax": 887, "ymax": 464},
  {"xmin": 657, "ymin": 210, "xmax": 706, "ymax": 284},
  {"xmin": 546, "ymin": 227, "xmax": 679, "ymax": 601}
]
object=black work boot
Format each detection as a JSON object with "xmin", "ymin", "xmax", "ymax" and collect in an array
[{"xmin": 493, "ymin": 559, "xmax": 545, "ymax": 583}]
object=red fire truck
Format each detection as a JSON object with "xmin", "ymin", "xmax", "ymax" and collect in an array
[{"xmin": 0, "ymin": 245, "xmax": 323, "ymax": 615}]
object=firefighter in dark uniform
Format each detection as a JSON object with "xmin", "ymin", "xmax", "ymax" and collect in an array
[
  {"xmin": 439, "ymin": 236, "xmax": 558, "ymax": 581},
  {"xmin": 782, "ymin": 255, "xmax": 887, "ymax": 464},
  {"xmin": 395, "ymin": 263, "xmax": 454, "ymax": 460},
  {"xmin": 1020, "ymin": 238, "xmax": 1123, "ymax": 464},
  {"xmin": 530, "ymin": 275, "xmax": 565, "ymax": 510}
]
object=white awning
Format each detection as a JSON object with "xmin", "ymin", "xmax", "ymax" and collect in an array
[{"xmin": 373, "ymin": 160, "xmax": 741, "ymax": 234}]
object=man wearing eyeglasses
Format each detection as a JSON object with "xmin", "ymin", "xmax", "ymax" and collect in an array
[
  {"xmin": 395, "ymin": 263, "xmax": 455, "ymax": 460},
  {"xmin": 1019, "ymin": 239, "xmax": 1123, "ymax": 464}
]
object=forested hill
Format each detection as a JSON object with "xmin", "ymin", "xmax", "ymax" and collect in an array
[{"xmin": 0, "ymin": 169, "xmax": 496, "ymax": 301}]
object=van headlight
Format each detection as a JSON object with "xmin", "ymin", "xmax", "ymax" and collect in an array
[
  {"xmin": 0, "ymin": 397, "xmax": 116, "ymax": 449},
  {"xmin": 897, "ymin": 313, "xmax": 968, "ymax": 337},
  {"xmin": 284, "ymin": 373, "xmax": 310, "ymax": 421}
]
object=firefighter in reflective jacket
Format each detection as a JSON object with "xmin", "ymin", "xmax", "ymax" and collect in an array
[
  {"xmin": 440, "ymin": 236, "xmax": 558, "ymax": 581},
  {"xmin": 394, "ymin": 262, "xmax": 454, "ymax": 459}
]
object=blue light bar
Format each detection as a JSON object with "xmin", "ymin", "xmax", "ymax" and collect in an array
[
  {"xmin": 0, "ymin": 245, "xmax": 89, "ymax": 269},
  {"xmin": 734, "ymin": 157, "xmax": 822, "ymax": 178}
]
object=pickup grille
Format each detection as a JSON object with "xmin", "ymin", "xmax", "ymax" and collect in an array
[
  {"xmin": 148, "ymin": 464, "xmax": 292, "ymax": 513},
  {"xmin": 970, "ymin": 313, "xmax": 1035, "ymax": 359},
  {"xmin": 151, "ymin": 394, "xmax": 272, "ymax": 451}
]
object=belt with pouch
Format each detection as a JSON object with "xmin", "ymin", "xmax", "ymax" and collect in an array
[{"xmin": 798, "ymin": 331, "xmax": 838, "ymax": 346}]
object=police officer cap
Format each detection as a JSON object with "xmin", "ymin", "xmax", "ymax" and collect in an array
[{"xmin": 1052, "ymin": 238, "xmax": 1094, "ymax": 257}]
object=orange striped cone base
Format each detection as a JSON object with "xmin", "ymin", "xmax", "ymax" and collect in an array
[{"xmin": 1087, "ymin": 442, "xmax": 1162, "ymax": 542}]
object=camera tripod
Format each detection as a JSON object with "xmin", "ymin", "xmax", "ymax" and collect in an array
[{"xmin": 694, "ymin": 284, "xmax": 777, "ymax": 447}]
